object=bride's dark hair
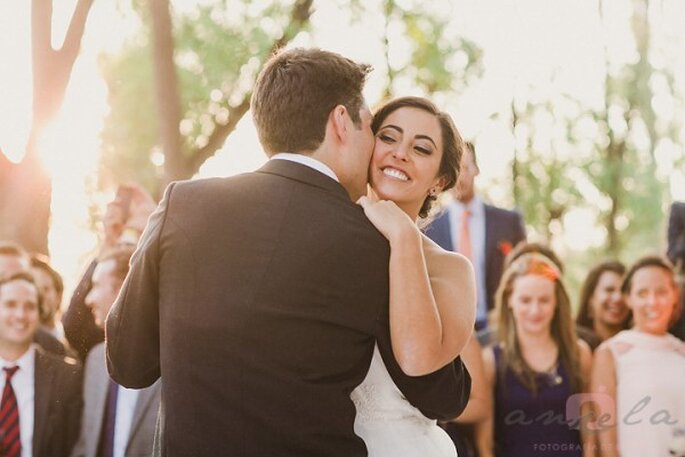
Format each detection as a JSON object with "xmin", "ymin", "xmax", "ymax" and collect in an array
[{"xmin": 371, "ymin": 96, "xmax": 464, "ymax": 218}]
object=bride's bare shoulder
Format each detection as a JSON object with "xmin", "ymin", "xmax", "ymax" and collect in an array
[{"xmin": 421, "ymin": 233, "xmax": 472, "ymax": 277}]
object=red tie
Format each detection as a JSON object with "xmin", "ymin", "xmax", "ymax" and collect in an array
[
  {"xmin": 0, "ymin": 366, "xmax": 21, "ymax": 457},
  {"xmin": 459, "ymin": 209, "xmax": 473, "ymax": 262}
]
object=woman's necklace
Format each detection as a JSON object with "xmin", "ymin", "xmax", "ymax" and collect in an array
[{"xmin": 540, "ymin": 360, "xmax": 563, "ymax": 386}]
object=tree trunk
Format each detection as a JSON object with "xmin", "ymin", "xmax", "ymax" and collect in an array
[
  {"xmin": 150, "ymin": 0, "xmax": 185, "ymax": 187},
  {"xmin": 0, "ymin": 0, "xmax": 94, "ymax": 254}
]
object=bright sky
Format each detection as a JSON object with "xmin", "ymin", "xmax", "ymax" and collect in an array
[{"xmin": 1, "ymin": 0, "xmax": 685, "ymax": 297}]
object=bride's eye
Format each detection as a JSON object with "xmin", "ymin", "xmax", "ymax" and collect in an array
[
  {"xmin": 378, "ymin": 133, "xmax": 396, "ymax": 144},
  {"xmin": 414, "ymin": 145, "xmax": 432, "ymax": 155}
]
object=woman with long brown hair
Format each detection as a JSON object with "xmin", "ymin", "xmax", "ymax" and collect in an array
[
  {"xmin": 576, "ymin": 261, "xmax": 630, "ymax": 350},
  {"xmin": 479, "ymin": 252, "xmax": 592, "ymax": 457}
]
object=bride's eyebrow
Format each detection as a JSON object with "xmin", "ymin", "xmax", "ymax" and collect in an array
[
  {"xmin": 415, "ymin": 134, "xmax": 437, "ymax": 148},
  {"xmin": 380, "ymin": 124, "xmax": 403, "ymax": 134},
  {"xmin": 380, "ymin": 124, "xmax": 437, "ymax": 148}
]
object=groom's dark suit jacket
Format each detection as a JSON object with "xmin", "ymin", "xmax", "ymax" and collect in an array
[{"xmin": 106, "ymin": 160, "xmax": 471, "ymax": 457}]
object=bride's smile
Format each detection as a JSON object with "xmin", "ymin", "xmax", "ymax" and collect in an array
[{"xmin": 369, "ymin": 106, "xmax": 446, "ymax": 218}]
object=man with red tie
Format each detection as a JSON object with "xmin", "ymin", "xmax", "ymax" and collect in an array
[
  {"xmin": 0, "ymin": 272, "xmax": 82, "ymax": 457},
  {"xmin": 425, "ymin": 142, "xmax": 526, "ymax": 331}
]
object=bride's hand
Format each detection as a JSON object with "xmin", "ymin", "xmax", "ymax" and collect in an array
[{"xmin": 357, "ymin": 193, "xmax": 419, "ymax": 244}]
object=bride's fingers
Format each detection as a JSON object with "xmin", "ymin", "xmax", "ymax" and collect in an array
[{"xmin": 357, "ymin": 195, "xmax": 370, "ymax": 208}]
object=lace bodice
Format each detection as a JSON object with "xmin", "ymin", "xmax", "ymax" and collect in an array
[{"xmin": 350, "ymin": 345, "xmax": 457, "ymax": 457}]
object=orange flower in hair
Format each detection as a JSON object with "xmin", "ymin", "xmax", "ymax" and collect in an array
[
  {"xmin": 510, "ymin": 253, "xmax": 561, "ymax": 282},
  {"xmin": 526, "ymin": 259, "xmax": 560, "ymax": 282}
]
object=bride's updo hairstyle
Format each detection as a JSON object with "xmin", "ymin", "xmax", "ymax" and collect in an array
[{"xmin": 371, "ymin": 97, "xmax": 465, "ymax": 218}]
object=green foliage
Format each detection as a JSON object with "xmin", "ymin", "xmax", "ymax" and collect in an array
[
  {"xmin": 511, "ymin": 97, "xmax": 584, "ymax": 241},
  {"xmin": 379, "ymin": 0, "xmax": 482, "ymax": 98},
  {"xmin": 99, "ymin": 38, "xmax": 161, "ymax": 192},
  {"xmin": 100, "ymin": 0, "xmax": 307, "ymax": 194},
  {"xmin": 99, "ymin": 0, "xmax": 482, "ymax": 193}
]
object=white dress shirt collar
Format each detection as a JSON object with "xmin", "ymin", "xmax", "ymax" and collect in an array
[
  {"xmin": 114, "ymin": 386, "xmax": 140, "ymax": 457},
  {"xmin": 270, "ymin": 152, "xmax": 339, "ymax": 182},
  {"xmin": 449, "ymin": 195, "xmax": 484, "ymax": 216}
]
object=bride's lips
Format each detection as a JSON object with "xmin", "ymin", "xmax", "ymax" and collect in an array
[{"xmin": 381, "ymin": 167, "xmax": 410, "ymax": 182}]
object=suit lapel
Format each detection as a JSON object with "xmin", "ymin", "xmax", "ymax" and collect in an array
[
  {"xmin": 483, "ymin": 205, "xmax": 496, "ymax": 264},
  {"xmin": 425, "ymin": 211, "xmax": 453, "ymax": 251},
  {"xmin": 33, "ymin": 348, "xmax": 54, "ymax": 456},
  {"xmin": 87, "ymin": 352, "xmax": 111, "ymax": 456},
  {"xmin": 126, "ymin": 381, "xmax": 160, "ymax": 449}
]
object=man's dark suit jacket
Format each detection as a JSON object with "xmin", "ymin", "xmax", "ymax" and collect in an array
[
  {"xmin": 106, "ymin": 160, "xmax": 471, "ymax": 457},
  {"xmin": 424, "ymin": 203, "xmax": 526, "ymax": 312},
  {"xmin": 33, "ymin": 346, "xmax": 84, "ymax": 457},
  {"xmin": 62, "ymin": 259, "xmax": 104, "ymax": 361},
  {"xmin": 667, "ymin": 202, "xmax": 685, "ymax": 340},
  {"xmin": 668, "ymin": 202, "xmax": 685, "ymax": 270}
]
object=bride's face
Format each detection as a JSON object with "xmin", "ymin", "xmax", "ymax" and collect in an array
[{"xmin": 369, "ymin": 107, "xmax": 444, "ymax": 216}]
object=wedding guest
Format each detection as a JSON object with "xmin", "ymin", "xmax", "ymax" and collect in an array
[
  {"xmin": 477, "ymin": 241, "xmax": 564, "ymax": 347},
  {"xmin": 667, "ymin": 202, "xmax": 685, "ymax": 272},
  {"xmin": 479, "ymin": 253, "xmax": 592, "ymax": 457},
  {"xmin": 30, "ymin": 254, "xmax": 66, "ymax": 342},
  {"xmin": 442, "ymin": 335, "xmax": 491, "ymax": 457},
  {"xmin": 667, "ymin": 201, "xmax": 685, "ymax": 339},
  {"xmin": 591, "ymin": 256, "xmax": 685, "ymax": 457},
  {"xmin": 576, "ymin": 261, "xmax": 630, "ymax": 351},
  {"xmin": 0, "ymin": 241, "xmax": 69, "ymax": 356},
  {"xmin": 0, "ymin": 272, "xmax": 82, "ymax": 457},
  {"xmin": 425, "ymin": 142, "xmax": 526, "ymax": 331},
  {"xmin": 62, "ymin": 184, "xmax": 155, "ymax": 360},
  {"xmin": 71, "ymin": 245, "xmax": 160, "ymax": 457}
]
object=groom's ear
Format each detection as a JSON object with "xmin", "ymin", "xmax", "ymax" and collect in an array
[{"xmin": 329, "ymin": 105, "xmax": 349, "ymax": 143}]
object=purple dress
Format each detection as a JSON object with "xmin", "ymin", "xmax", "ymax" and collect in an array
[{"xmin": 493, "ymin": 345, "xmax": 582, "ymax": 457}]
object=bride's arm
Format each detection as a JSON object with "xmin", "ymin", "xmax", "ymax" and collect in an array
[{"xmin": 359, "ymin": 197, "xmax": 476, "ymax": 376}]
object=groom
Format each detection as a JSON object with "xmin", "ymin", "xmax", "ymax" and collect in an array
[{"xmin": 105, "ymin": 48, "xmax": 471, "ymax": 457}]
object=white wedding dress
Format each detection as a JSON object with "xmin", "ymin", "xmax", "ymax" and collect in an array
[{"xmin": 350, "ymin": 345, "xmax": 458, "ymax": 457}]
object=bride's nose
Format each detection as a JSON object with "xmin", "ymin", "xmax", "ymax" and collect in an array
[{"xmin": 392, "ymin": 143, "xmax": 409, "ymax": 161}]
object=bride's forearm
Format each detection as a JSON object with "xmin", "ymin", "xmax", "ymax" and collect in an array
[{"xmin": 388, "ymin": 230, "xmax": 471, "ymax": 376}]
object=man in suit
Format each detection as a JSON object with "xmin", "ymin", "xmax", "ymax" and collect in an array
[
  {"xmin": 71, "ymin": 245, "xmax": 160, "ymax": 457},
  {"xmin": 667, "ymin": 201, "xmax": 685, "ymax": 340},
  {"xmin": 106, "ymin": 48, "xmax": 471, "ymax": 457},
  {"xmin": 0, "ymin": 272, "xmax": 82, "ymax": 457},
  {"xmin": 425, "ymin": 142, "xmax": 526, "ymax": 331},
  {"xmin": 0, "ymin": 241, "xmax": 71, "ymax": 356}
]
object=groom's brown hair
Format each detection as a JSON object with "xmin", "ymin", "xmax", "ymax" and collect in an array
[{"xmin": 251, "ymin": 48, "xmax": 372, "ymax": 156}]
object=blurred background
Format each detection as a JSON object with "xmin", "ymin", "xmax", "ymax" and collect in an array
[{"xmin": 1, "ymin": 0, "xmax": 684, "ymax": 301}]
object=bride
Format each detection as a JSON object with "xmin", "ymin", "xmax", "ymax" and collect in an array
[{"xmin": 352, "ymin": 96, "xmax": 477, "ymax": 456}]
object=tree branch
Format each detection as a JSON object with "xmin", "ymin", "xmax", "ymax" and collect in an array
[
  {"xmin": 31, "ymin": 0, "xmax": 54, "ymax": 83},
  {"xmin": 188, "ymin": 98, "xmax": 251, "ymax": 173},
  {"xmin": 60, "ymin": 0, "xmax": 95, "ymax": 63},
  {"xmin": 185, "ymin": 0, "xmax": 314, "ymax": 177}
]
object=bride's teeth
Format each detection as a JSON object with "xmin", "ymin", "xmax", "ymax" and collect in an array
[{"xmin": 383, "ymin": 168, "xmax": 409, "ymax": 181}]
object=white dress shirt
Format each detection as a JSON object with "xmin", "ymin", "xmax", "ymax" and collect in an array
[
  {"xmin": 113, "ymin": 386, "xmax": 140, "ymax": 457},
  {"xmin": 1, "ymin": 345, "xmax": 36, "ymax": 457},
  {"xmin": 271, "ymin": 153, "xmax": 339, "ymax": 182},
  {"xmin": 447, "ymin": 196, "xmax": 488, "ymax": 322}
]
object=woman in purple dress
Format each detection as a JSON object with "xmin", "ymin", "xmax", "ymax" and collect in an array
[{"xmin": 478, "ymin": 252, "xmax": 592, "ymax": 457}]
